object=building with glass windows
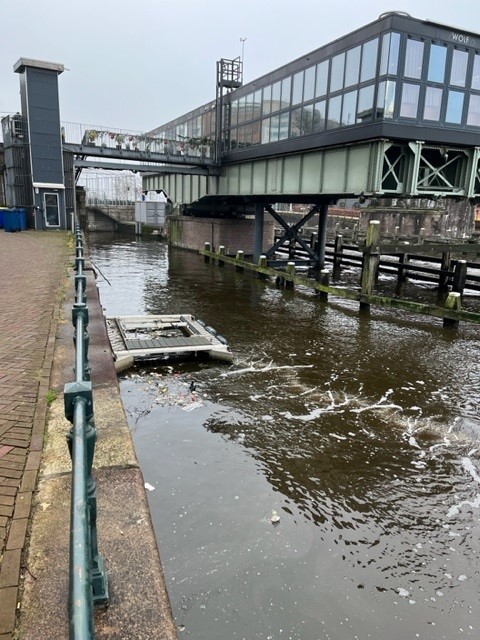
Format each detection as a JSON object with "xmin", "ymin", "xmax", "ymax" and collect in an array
[{"xmin": 149, "ymin": 11, "xmax": 480, "ymax": 163}]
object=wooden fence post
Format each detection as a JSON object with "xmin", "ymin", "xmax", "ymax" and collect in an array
[
  {"xmin": 236, "ymin": 250, "xmax": 244, "ymax": 272},
  {"xmin": 204, "ymin": 242, "xmax": 211, "ymax": 263},
  {"xmin": 438, "ymin": 251, "xmax": 451, "ymax": 293}
]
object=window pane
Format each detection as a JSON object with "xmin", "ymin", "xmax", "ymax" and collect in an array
[
  {"xmin": 292, "ymin": 72, "xmax": 303, "ymax": 105},
  {"xmin": 281, "ymin": 77, "xmax": 291, "ymax": 108},
  {"xmin": 237, "ymin": 126, "xmax": 245, "ymax": 149},
  {"xmin": 357, "ymin": 84, "xmax": 375, "ymax": 122},
  {"xmin": 315, "ymin": 60, "xmax": 328, "ymax": 97},
  {"xmin": 279, "ymin": 112, "xmax": 289, "ymax": 139},
  {"xmin": 252, "ymin": 122, "xmax": 261, "ymax": 145},
  {"xmin": 270, "ymin": 115, "xmax": 280, "ymax": 142},
  {"xmin": 253, "ymin": 90, "xmax": 262, "ymax": 118},
  {"xmin": 245, "ymin": 93, "xmax": 255, "ymax": 121},
  {"xmin": 271, "ymin": 82, "xmax": 281, "ymax": 111},
  {"xmin": 400, "ymin": 83, "xmax": 419, "ymax": 118},
  {"xmin": 446, "ymin": 90, "xmax": 464, "ymax": 123},
  {"xmin": 290, "ymin": 108, "xmax": 302, "ymax": 137},
  {"xmin": 313, "ymin": 100, "xmax": 326, "ymax": 132},
  {"xmin": 300, "ymin": 104, "xmax": 313, "ymax": 135},
  {"xmin": 424, "ymin": 87, "xmax": 443, "ymax": 120},
  {"xmin": 467, "ymin": 94, "xmax": 480, "ymax": 126},
  {"xmin": 380, "ymin": 32, "xmax": 400, "ymax": 75},
  {"xmin": 231, "ymin": 100, "xmax": 238, "ymax": 126},
  {"xmin": 345, "ymin": 46, "xmax": 361, "ymax": 87},
  {"xmin": 244, "ymin": 123, "xmax": 253, "ymax": 146},
  {"xmin": 361, "ymin": 38, "xmax": 379, "ymax": 82},
  {"xmin": 263, "ymin": 85, "xmax": 272, "ymax": 115},
  {"xmin": 330, "ymin": 53, "xmax": 345, "ymax": 92},
  {"xmin": 238, "ymin": 95, "xmax": 247, "ymax": 124},
  {"xmin": 230, "ymin": 127, "xmax": 237, "ymax": 150},
  {"xmin": 472, "ymin": 54, "xmax": 480, "ymax": 90},
  {"xmin": 404, "ymin": 40, "xmax": 424, "ymax": 79},
  {"xmin": 261, "ymin": 118, "xmax": 270, "ymax": 144},
  {"xmin": 303, "ymin": 66, "xmax": 315, "ymax": 102},
  {"xmin": 342, "ymin": 90, "xmax": 357, "ymax": 125},
  {"xmin": 428, "ymin": 44, "xmax": 447, "ymax": 83},
  {"xmin": 376, "ymin": 80, "xmax": 396, "ymax": 118},
  {"xmin": 450, "ymin": 50, "xmax": 468, "ymax": 87},
  {"xmin": 327, "ymin": 95, "xmax": 342, "ymax": 129}
]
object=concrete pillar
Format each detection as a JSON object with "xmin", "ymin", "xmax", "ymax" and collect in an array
[
  {"xmin": 316, "ymin": 203, "xmax": 329, "ymax": 269},
  {"xmin": 254, "ymin": 203, "xmax": 265, "ymax": 264}
]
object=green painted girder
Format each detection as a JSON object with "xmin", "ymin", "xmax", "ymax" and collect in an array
[{"xmin": 142, "ymin": 139, "xmax": 480, "ymax": 205}]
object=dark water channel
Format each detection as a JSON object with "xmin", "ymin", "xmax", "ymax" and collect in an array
[{"xmin": 88, "ymin": 233, "xmax": 480, "ymax": 640}]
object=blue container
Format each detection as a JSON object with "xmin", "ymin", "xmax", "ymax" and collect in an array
[
  {"xmin": 0, "ymin": 208, "xmax": 5, "ymax": 229},
  {"xmin": 16, "ymin": 208, "xmax": 27, "ymax": 230},
  {"xmin": 4, "ymin": 210, "xmax": 22, "ymax": 232}
]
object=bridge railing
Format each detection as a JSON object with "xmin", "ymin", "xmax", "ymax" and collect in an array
[
  {"xmin": 61, "ymin": 121, "xmax": 214, "ymax": 159},
  {"xmin": 63, "ymin": 224, "xmax": 109, "ymax": 639}
]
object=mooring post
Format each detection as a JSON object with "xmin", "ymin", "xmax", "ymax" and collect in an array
[
  {"xmin": 360, "ymin": 220, "xmax": 381, "ymax": 311},
  {"xmin": 438, "ymin": 251, "xmax": 451, "ymax": 294},
  {"xmin": 452, "ymin": 259, "xmax": 467, "ymax": 294},
  {"xmin": 316, "ymin": 202, "xmax": 329, "ymax": 269},
  {"xmin": 310, "ymin": 232, "xmax": 318, "ymax": 253},
  {"xmin": 218, "ymin": 245, "xmax": 226, "ymax": 266},
  {"xmin": 286, "ymin": 262, "xmax": 295, "ymax": 290},
  {"xmin": 204, "ymin": 242, "xmax": 211, "ymax": 263},
  {"xmin": 333, "ymin": 234, "xmax": 343, "ymax": 272},
  {"xmin": 418, "ymin": 227, "xmax": 425, "ymax": 245},
  {"xmin": 397, "ymin": 252, "xmax": 410, "ymax": 284},
  {"xmin": 135, "ymin": 221, "xmax": 142, "ymax": 236},
  {"xmin": 352, "ymin": 222, "xmax": 359, "ymax": 244},
  {"xmin": 394, "ymin": 225, "xmax": 399, "ymax": 240},
  {"xmin": 319, "ymin": 268, "xmax": 329, "ymax": 301},
  {"xmin": 443, "ymin": 291, "xmax": 461, "ymax": 329},
  {"xmin": 236, "ymin": 250, "xmax": 245, "ymax": 272},
  {"xmin": 254, "ymin": 203, "xmax": 265, "ymax": 264},
  {"xmin": 258, "ymin": 254, "xmax": 268, "ymax": 279}
]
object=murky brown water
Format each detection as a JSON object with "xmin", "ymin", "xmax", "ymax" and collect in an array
[{"xmin": 89, "ymin": 233, "xmax": 480, "ymax": 640}]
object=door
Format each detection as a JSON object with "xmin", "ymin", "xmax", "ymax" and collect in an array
[{"xmin": 44, "ymin": 193, "xmax": 60, "ymax": 227}]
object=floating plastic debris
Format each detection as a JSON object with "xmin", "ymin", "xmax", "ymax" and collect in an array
[
  {"xmin": 144, "ymin": 482, "xmax": 155, "ymax": 491},
  {"xmin": 270, "ymin": 510, "xmax": 280, "ymax": 524}
]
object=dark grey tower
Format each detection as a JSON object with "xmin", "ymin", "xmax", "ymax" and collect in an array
[{"xmin": 13, "ymin": 58, "xmax": 67, "ymax": 229}]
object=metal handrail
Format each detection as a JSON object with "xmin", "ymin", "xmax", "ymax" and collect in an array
[{"xmin": 64, "ymin": 223, "xmax": 108, "ymax": 639}]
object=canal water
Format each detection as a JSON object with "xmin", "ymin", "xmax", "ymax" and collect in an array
[{"xmin": 89, "ymin": 233, "xmax": 480, "ymax": 640}]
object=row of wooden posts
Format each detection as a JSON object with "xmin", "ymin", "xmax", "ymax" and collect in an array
[{"xmin": 201, "ymin": 220, "xmax": 480, "ymax": 330}]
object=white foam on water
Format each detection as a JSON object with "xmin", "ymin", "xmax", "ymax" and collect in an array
[{"xmin": 446, "ymin": 457, "xmax": 480, "ymax": 517}]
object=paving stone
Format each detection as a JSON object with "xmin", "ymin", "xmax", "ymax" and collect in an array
[
  {"xmin": 0, "ymin": 586, "xmax": 18, "ymax": 634},
  {"xmin": 20, "ymin": 470, "xmax": 37, "ymax": 493},
  {"xmin": 13, "ymin": 493, "xmax": 32, "ymax": 520},
  {"xmin": 6, "ymin": 518, "xmax": 28, "ymax": 551},
  {"xmin": 0, "ymin": 548, "xmax": 22, "ymax": 588}
]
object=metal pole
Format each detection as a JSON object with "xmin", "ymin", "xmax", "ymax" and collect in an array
[
  {"xmin": 316, "ymin": 202, "xmax": 329, "ymax": 269},
  {"xmin": 254, "ymin": 203, "xmax": 264, "ymax": 263}
]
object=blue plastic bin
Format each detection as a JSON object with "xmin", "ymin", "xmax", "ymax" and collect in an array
[
  {"xmin": 16, "ymin": 208, "xmax": 27, "ymax": 230},
  {"xmin": 4, "ymin": 210, "xmax": 22, "ymax": 232},
  {"xmin": 0, "ymin": 208, "xmax": 5, "ymax": 229}
]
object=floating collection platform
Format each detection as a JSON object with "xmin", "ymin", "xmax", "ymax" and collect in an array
[{"xmin": 106, "ymin": 314, "xmax": 233, "ymax": 370}]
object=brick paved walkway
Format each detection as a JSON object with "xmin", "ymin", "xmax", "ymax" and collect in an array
[{"xmin": 0, "ymin": 230, "xmax": 68, "ymax": 639}]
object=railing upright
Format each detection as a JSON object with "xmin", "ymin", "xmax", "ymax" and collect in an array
[{"xmin": 64, "ymin": 221, "xmax": 108, "ymax": 640}]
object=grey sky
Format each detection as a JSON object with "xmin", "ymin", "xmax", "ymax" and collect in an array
[{"xmin": 1, "ymin": 0, "xmax": 479, "ymax": 133}]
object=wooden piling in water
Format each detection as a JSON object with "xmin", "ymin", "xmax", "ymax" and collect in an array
[
  {"xmin": 286, "ymin": 262, "xmax": 295, "ymax": 290},
  {"xmin": 360, "ymin": 221, "xmax": 380, "ymax": 311},
  {"xmin": 438, "ymin": 251, "xmax": 451, "ymax": 293},
  {"xmin": 218, "ymin": 245, "xmax": 226, "ymax": 266},
  {"xmin": 258, "ymin": 254, "xmax": 268, "ymax": 279},
  {"xmin": 204, "ymin": 242, "xmax": 211, "ymax": 263},
  {"xmin": 319, "ymin": 269, "xmax": 329, "ymax": 301},
  {"xmin": 452, "ymin": 260, "xmax": 467, "ymax": 294},
  {"xmin": 443, "ymin": 292, "xmax": 462, "ymax": 329},
  {"xmin": 236, "ymin": 250, "xmax": 244, "ymax": 272},
  {"xmin": 333, "ymin": 234, "xmax": 343, "ymax": 272}
]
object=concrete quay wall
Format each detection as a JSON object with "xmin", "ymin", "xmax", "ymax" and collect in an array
[{"xmin": 18, "ymin": 238, "xmax": 178, "ymax": 639}]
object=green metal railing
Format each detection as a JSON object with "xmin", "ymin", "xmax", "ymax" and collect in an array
[{"xmin": 64, "ymin": 224, "xmax": 109, "ymax": 639}]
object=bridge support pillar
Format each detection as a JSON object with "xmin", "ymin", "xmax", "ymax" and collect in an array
[{"xmin": 254, "ymin": 203, "xmax": 265, "ymax": 263}]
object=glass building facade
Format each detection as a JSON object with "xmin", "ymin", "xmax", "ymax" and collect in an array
[{"xmin": 149, "ymin": 13, "xmax": 480, "ymax": 159}]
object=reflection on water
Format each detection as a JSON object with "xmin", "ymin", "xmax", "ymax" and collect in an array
[{"xmin": 89, "ymin": 233, "xmax": 480, "ymax": 639}]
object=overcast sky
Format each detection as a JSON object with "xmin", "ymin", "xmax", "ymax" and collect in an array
[{"xmin": 1, "ymin": 0, "xmax": 479, "ymax": 133}]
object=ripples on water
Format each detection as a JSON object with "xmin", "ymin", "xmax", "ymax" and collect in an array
[{"xmin": 90, "ymin": 234, "xmax": 480, "ymax": 640}]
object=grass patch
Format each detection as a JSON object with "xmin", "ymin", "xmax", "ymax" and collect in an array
[{"xmin": 46, "ymin": 389, "xmax": 58, "ymax": 405}]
